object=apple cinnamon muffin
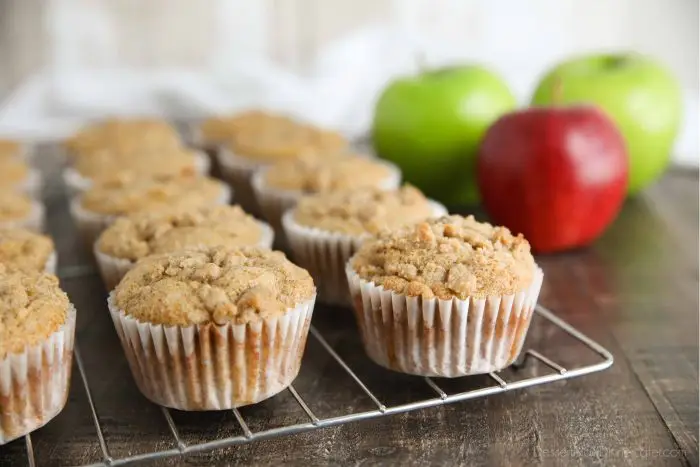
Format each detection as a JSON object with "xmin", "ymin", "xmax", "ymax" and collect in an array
[
  {"xmin": 94, "ymin": 205, "xmax": 274, "ymax": 289},
  {"xmin": 346, "ymin": 215, "xmax": 543, "ymax": 377},
  {"xmin": 63, "ymin": 146, "xmax": 209, "ymax": 193},
  {"xmin": 206, "ymin": 111, "xmax": 348, "ymax": 214},
  {"xmin": 70, "ymin": 175, "xmax": 231, "ymax": 246},
  {"xmin": 0, "ymin": 139, "xmax": 26, "ymax": 160},
  {"xmin": 108, "ymin": 246, "xmax": 316, "ymax": 410},
  {"xmin": 283, "ymin": 185, "xmax": 446, "ymax": 304},
  {"xmin": 0, "ymin": 267, "xmax": 76, "ymax": 444},
  {"xmin": 0, "ymin": 191, "xmax": 44, "ymax": 232},
  {"xmin": 0, "ymin": 158, "xmax": 41, "ymax": 197},
  {"xmin": 0, "ymin": 228, "xmax": 56, "ymax": 274},
  {"xmin": 253, "ymin": 154, "xmax": 400, "ymax": 237}
]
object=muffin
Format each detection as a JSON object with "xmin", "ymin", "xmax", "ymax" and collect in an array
[
  {"xmin": 0, "ymin": 228, "xmax": 56, "ymax": 274},
  {"xmin": 211, "ymin": 112, "xmax": 348, "ymax": 214},
  {"xmin": 283, "ymin": 186, "xmax": 446, "ymax": 305},
  {"xmin": 0, "ymin": 158, "xmax": 41, "ymax": 197},
  {"xmin": 94, "ymin": 205, "xmax": 274, "ymax": 290},
  {"xmin": 63, "ymin": 118, "xmax": 181, "ymax": 161},
  {"xmin": 108, "ymin": 246, "xmax": 316, "ymax": 410},
  {"xmin": 0, "ymin": 139, "xmax": 27, "ymax": 160},
  {"xmin": 63, "ymin": 147, "xmax": 210, "ymax": 194},
  {"xmin": 0, "ymin": 191, "xmax": 44, "ymax": 232},
  {"xmin": 70, "ymin": 176, "xmax": 231, "ymax": 246},
  {"xmin": 0, "ymin": 266, "xmax": 76, "ymax": 445},
  {"xmin": 195, "ymin": 110, "xmax": 296, "ymax": 148},
  {"xmin": 346, "ymin": 215, "xmax": 544, "ymax": 377},
  {"xmin": 252, "ymin": 154, "xmax": 400, "ymax": 237}
]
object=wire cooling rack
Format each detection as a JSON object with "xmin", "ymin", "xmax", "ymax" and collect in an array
[{"xmin": 21, "ymin": 304, "xmax": 613, "ymax": 467}]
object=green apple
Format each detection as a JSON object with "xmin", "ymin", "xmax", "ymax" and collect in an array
[
  {"xmin": 372, "ymin": 65, "xmax": 516, "ymax": 206},
  {"xmin": 531, "ymin": 53, "xmax": 682, "ymax": 194}
]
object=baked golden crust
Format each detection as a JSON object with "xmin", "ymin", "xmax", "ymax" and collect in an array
[
  {"xmin": 114, "ymin": 246, "xmax": 315, "ymax": 325},
  {"xmin": 0, "ymin": 228, "xmax": 54, "ymax": 273},
  {"xmin": 97, "ymin": 205, "xmax": 264, "ymax": 261},
  {"xmin": 0, "ymin": 191, "xmax": 33, "ymax": 221},
  {"xmin": 351, "ymin": 215, "xmax": 536, "ymax": 299}
]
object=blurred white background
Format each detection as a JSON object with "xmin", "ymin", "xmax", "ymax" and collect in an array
[{"xmin": 0, "ymin": 0, "xmax": 697, "ymax": 165}]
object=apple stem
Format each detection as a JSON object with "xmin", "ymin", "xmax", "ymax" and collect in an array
[{"xmin": 552, "ymin": 77, "xmax": 563, "ymax": 104}]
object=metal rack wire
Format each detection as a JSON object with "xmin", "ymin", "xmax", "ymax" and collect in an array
[{"xmin": 22, "ymin": 303, "xmax": 613, "ymax": 467}]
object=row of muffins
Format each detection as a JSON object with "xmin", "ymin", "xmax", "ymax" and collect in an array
[
  {"xmin": 0, "ymin": 113, "xmax": 544, "ymax": 444},
  {"xmin": 0, "ymin": 139, "xmax": 46, "ymax": 232}
]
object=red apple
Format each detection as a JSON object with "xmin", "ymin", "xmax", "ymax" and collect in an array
[{"xmin": 477, "ymin": 106, "xmax": 628, "ymax": 253}]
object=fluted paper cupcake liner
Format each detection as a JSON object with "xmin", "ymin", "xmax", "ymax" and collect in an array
[
  {"xmin": 70, "ymin": 183, "xmax": 232, "ymax": 249},
  {"xmin": 251, "ymin": 162, "xmax": 402, "ymax": 246},
  {"xmin": 62, "ymin": 151, "xmax": 212, "ymax": 195},
  {"xmin": 107, "ymin": 293, "xmax": 316, "ymax": 410},
  {"xmin": 216, "ymin": 147, "xmax": 270, "ymax": 216},
  {"xmin": 1, "ymin": 201, "xmax": 45, "ymax": 233},
  {"xmin": 45, "ymin": 251, "xmax": 57, "ymax": 275},
  {"xmin": 283, "ymin": 201, "xmax": 447, "ymax": 306},
  {"xmin": 16, "ymin": 169, "xmax": 42, "ymax": 198},
  {"xmin": 0, "ymin": 306, "xmax": 76, "ymax": 445},
  {"xmin": 94, "ymin": 220, "xmax": 275, "ymax": 290},
  {"xmin": 345, "ymin": 265, "xmax": 544, "ymax": 377}
]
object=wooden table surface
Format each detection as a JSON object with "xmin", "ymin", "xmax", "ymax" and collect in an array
[{"xmin": 0, "ymin": 151, "xmax": 697, "ymax": 467}]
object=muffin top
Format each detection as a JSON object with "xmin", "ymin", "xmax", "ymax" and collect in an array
[
  {"xmin": 0, "ymin": 139, "xmax": 22, "ymax": 159},
  {"xmin": 65, "ymin": 118, "xmax": 181, "ymax": 157},
  {"xmin": 0, "ymin": 158, "xmax": 29, "ymax": 184},
  {"xmin": 73, "ymin": 147, "xmax": 199, "ymax": 181},
  {"xmin": 351, "ymin": 215, "xmax": 536, "ymax": 300},
  {"xmin": 79, "ymin": 176, "xmax": 225, "ymax": 216},
  {"xmin": 199, "ymin": 110, "xmax": 296, "ymax": 143},
  {"xmin": 97, "ymin": 205, "xmax": 264, "ymax": 261},
  {"xmin": 0, "ymin": 191, "xmax": 33, "ymax": 221},
  {"xmin": 0, "ymin": 266, "xmax": 70, "ymax": 358},
  {"xmin": 114, "ymin": 246, "xmax": 315, "ymax": 326},
  {"xmin": 0, "ymin": 228, "xmax": 54, "ymax": 273},
  {"xmin": 263, "ymin": 154, "xmax": 394, "ymax": 193},
  {"xmin": 293, "ymin": 185, "xmax": 436, "ymax": 236}
]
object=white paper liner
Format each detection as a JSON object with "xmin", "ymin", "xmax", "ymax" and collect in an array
[
  {"xmin": 0, "ymin": 306, "xmax": 76, "ymax": 445},
  {"xmin": 251, "ymin": 161, "xmax": 402, "ymax": 244},
  {"xmin": 17, "ymin": 169, "xmax": 42, "ymax": 198},
  {"xmin": 45, "ymin": 251, "xmax": 57, "ymax": 275},
  {"xmin": 62, "ymin": 150, "xmax": 212, "ymax": 195},
  {"xmin": 94, "ymin": 220, "xmax": 275, "ymax": 291},
  {"xmin": 283, "ymin": 201, "xmax": 447, "ymax": 306},
  {"xmin": 107, "ymin": 293, "xmax": 316, "ymax": 410},
  {"xmin": 216, "ymin": 147, "xmax": 266, "ymax": 216},
  {"xmin": 70, "ymin": 183, "xmax": 232, "ymax": 248},
  {"xmin": 345, "ymin": 265, "xmax": 544, "ymax": 377},
  {"xmin": 0, "ymin": 201, "xmax": 45, "ymax": 233}
]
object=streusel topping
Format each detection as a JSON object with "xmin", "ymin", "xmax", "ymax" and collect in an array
[
  {"xmin": 97, "ymin": 205, "xmax": 264, "ymax": 261},
  {"xmin": 0, "ymin": 266, "xmax": 70, "ymax": 358},
  {"xmin": 0, "ymin": 139, "xmax": 22, "ymax": 159},
  {"xmin": 0, "ymin": 158, "xmax": 29, "ymax": 184},
  {"xmin": 293, "ymin": 186, "xmax": 436, "ymax": 236},
  {"xmin": 351, "ymin": 215, "xmax": 536, "ymax": 299},
  {"xmin": 65, "ymin": 118, "xmax": 181, "ymax": 158},
  {"xmin": 199, "ymin": 110, "xmax": 297, "ymax": 144},
  {"xmin": 0, "ymin": 191, "xmax": 33, "ymax": 221},
  {"xmin": 79, "ymin": 176, "xmax": 225, "ymax": 216},
  {"xmin": 0, "ymin": 228, "xmax": 54, "ymax": 273},
  {"xmin": 114, "ymin": 246, "xmax": 315, "ymax": 325},
  {"xmin": 73, "ymin": 147, "xmax": 200, "ymax": 181},
  {"xmin": 263, "ymin": 154, "xmax": 395, "ymax": 193}
]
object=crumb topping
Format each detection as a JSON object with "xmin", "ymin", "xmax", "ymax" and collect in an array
[
  {"xmin": 293, "ymin": 185, "xmax": 435, "ymax": 236},
  {"xmin": 97, "ymin": 205, "xmax": 264, "ymax": 261},
  {"xmin": 263, "ymin": 154, "xmax": 394, "ymax": 193},
  {"xmin": 199, "ymin": 110, "xmax": 297, "ymax": 143},
  {"xmin": 73, "ymin": 147, "xmax": 199, "ymax": 181},
  {"xmin": 0, "ymin": 139, "xmax": 22, "ymax": 159},
  {"xmin": 0, "ymin": 266, "xmax": 70, "ymax": 358},
  {"xmin": 114, "ymin": 246, "xmax": 315, "ymax": 325},
  {"xmin": 0, "ymin": 228, "xmax": 54, "ymax": 273},
  {"xmin": 351, "ymin": 215, "xmax": 536, "ymax": 299},
  {"xmin": 0, "ymin": 158, "xmax": 29, "ymax": 183},
  {"xmin": 79, "ymin": 176, "xmax": 225, "ymax": 216},
  {"xmin": 0, "ymin": 191, "xmax": 33, "ymax": 221},
  {"xmin": 64, "ymin": 118, "xmax": 181, "ymax": 157}
]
